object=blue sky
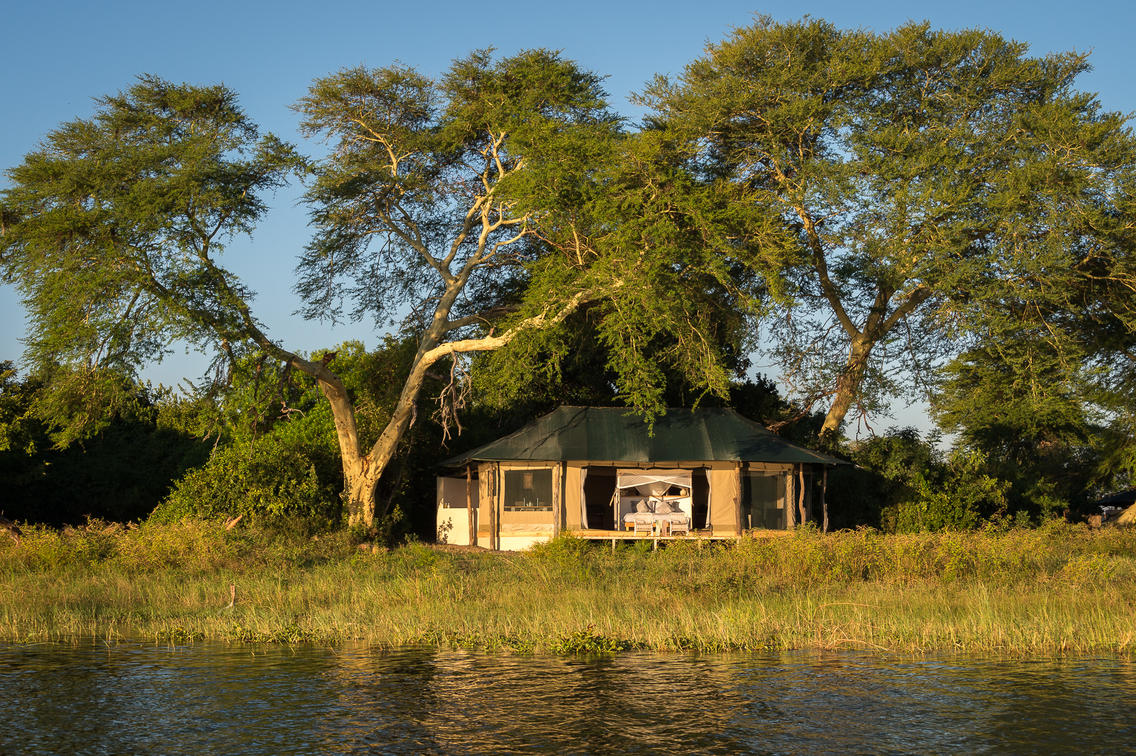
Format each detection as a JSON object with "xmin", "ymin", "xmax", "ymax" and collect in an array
[{"xmin": 2, "ymin": 0, "xmax": 1134, "ymax": 429}]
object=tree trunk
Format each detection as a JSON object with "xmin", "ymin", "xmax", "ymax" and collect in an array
[
  {"xmin": 314, "ymin": 374, "xmax": 380, "ymax": 528},
  {"xmin": 466, "ymin": 465, "xmax": 475, "ymax": 546},
  {"xmin": 821, "ymin": 467, "xmax": 829, "ymax": 533},
  {"xmin": 820, "ymin": 337, "xmax": 875, "ymax": 440},
  {"xmin": 296, "ymin": 284, "xmax": 596, "ymax": 530},
  {"xmin": 345, "ymin": 465, "xmax": 379, "ymax": 528}
]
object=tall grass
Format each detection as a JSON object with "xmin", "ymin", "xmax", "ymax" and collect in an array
[{"xmin": 1, "ymin": 521, "xmax": 1134, "ymax": 654}]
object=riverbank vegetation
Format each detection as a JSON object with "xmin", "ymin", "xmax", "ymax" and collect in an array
[{"xmin": 2, "ymin": 523, "xmax": 1133, "ymax": 655}]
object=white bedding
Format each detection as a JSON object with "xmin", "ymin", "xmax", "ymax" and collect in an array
[{"xmin": 622, "ymin": 497, "xmax": 691, "ymax": 526}]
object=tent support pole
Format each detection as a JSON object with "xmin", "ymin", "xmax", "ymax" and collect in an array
[
  {"xmin": 798, "ymin": 465, "xmax": 807, "ymax": 527},
  {"xmin": 465, "ymin": 465, "xmax": 474, "ymax": 547},
  {"xmin": 489, "ymin": 463, "xmax": 498, "ymax": 550},
  {"xmin": 822, "ymin": 467, "xmax": 829, "ymax": 534},
  {"xmin": 786, "ymin": 469, "xmax": 797, "ymax": 529}
]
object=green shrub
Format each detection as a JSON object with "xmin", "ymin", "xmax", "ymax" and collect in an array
[
  {"xmin": 834, "ymin": 428, "xmax": 1010, "ymax": 533},
  {"xmin": 152, "ymin": 435, "xmax": 341, "ymax": 530},
  {"xmin": 883, "ymin": 450, "xmax": 1009, "ymax": 533}
]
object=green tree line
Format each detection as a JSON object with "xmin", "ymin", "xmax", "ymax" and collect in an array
[{"xmin": 2, "ymin": 18, "xmax": 1133, "ymax": 536}]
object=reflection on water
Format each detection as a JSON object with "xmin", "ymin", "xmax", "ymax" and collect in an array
[{"xmin": 1, "ymin": 643, "xmax": 1133, "ymax": 754}]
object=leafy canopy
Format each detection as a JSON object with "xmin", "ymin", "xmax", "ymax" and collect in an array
[
  {"xmin": 294, "ymin": 49, "xmax": 619, "ymax": 331},
  {"xmin": 641, "ymin": 17, "xmax": 1136, "ymax": 436},
  {"xmin": 1, "ymin": 76, "xmax": 304, "ymax": 430}
]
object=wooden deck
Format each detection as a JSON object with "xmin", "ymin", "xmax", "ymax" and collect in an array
[{"xmin": 566, "ymin": 528, "xmax": 791, "ymax": 549}]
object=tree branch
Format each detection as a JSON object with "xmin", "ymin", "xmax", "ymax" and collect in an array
[{"xmin": 796, "ymin": 205, "xmax": 860, "ymax": 339}]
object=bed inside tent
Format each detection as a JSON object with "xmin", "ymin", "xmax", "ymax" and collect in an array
[{"xmin": 613, "ymin": 468, "xmax": 694, "ymax": 535}]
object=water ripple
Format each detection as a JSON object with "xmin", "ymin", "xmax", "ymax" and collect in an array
[{"xmin": 1, "ymin": 644, "xmax": 1133, "ymax": 754}]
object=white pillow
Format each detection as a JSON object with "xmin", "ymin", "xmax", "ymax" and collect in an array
[
  {"xmin": 635, "ymin": 500, "xmax": 651, "ymax": 513},
  {"xmin": 654, "ymin": 499, "xmax": 671, "ymax": 514}
]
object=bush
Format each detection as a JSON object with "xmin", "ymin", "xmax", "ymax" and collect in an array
[
  {"xmin": 830, "ymin": 428, "xmax": 1010, "ymax": 533},
  {"xmin": 883, "ymin": 450, "xmax": 1009, "ymax": 533},
  {"xmin": 0, "ymin": 362, "xmax": 210, "ymax": 525},
  {"xmin": 152, "ymin": 435, "xmax": 341, "ymax": 530}
]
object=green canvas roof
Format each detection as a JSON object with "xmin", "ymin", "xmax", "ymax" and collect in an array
[{"xmin": 444, "ymin": 406, "xmax": 845, "ymax": 467}]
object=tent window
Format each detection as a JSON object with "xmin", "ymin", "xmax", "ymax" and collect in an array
[
  {"xmin": 503, "ymin": 468, "xmax": 553, "ymax": 511},
  {"xmin": 743, "ymin": 473, "xmax": 785, "ymax": 529}
]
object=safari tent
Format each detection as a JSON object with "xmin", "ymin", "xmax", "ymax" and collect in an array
[{"xmin": 436, "ymin": 406, "xmax": 843, "ymax": 550}]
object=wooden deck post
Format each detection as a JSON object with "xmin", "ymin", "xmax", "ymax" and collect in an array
[
  {"xmin": 489, "ymin": 463, "xmax": 498, "ymax": 550},
  {"xmin": 465, "ymin": 465, "xmax": 474, "ymax": 547}
]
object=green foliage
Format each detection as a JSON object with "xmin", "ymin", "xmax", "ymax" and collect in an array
[
  {"xmin": 448, "ymin": 63, "xmax": 769, "ymax": 418},
  {"xmin": 884, "ymin": 450, "xmax": 1009, "ymax": 533},
  {"xmin": 932, "ymin": 338, "xmax": 1109, "ymax": 517},
  {"xmin": 294, "ymin": 49, "xmax": 616, "ymax": 329},
  {"xmin": 642, "ymin": 17, "xmax": 1136, "ymax": 437},
  {"xmin": 935, "ymin": 341, "xmax": 1092, "ymax": 461},
  {"xmin": 829, "ymin": 428, "xmax": 1008, "ymax": 532},
  {"xmin": 150, "ymin": 338, "xmax": 450, "ymax": 539},
  {"xmin": 0, "ymin": 360, "xmax": 41, "ymax": 455},
  {"xmin": 0, "ymin": 362, "xmax": 209, "ymax": 525},
  {"xmin": 8, "ymin": 30, "xmax": 1134, "ymax": 534},
  {"xmin": 1, "ymin": 76, "xmax": 304, "ymax": 415},
  {"xmin": 298, "ymin": 49, "xmax": 744, "ymax": 423},
  {"xmin": 727, "ymin": 374, "xmax": 826, "ymax": 447},
  {"xmin": 150, "ymin": 348, "xmax": 342, "ymax": 530},
  {"xmin": 550, "ymin": 625, "xmax": 635, "ymax": 655},
  {"xmin": 153, "ymin": 435, "xmax": 339, "ymax": 528},
  {"xmin": 527, "ymin": 534, "xmax": 600, "ymax": 583},
  {"xmin": 293, "ymin": 50, "xmax": 723, "ymax": 522},
  {"xmin": 0, "ymin": 518, "xmax": 361, "ymax": 574}
]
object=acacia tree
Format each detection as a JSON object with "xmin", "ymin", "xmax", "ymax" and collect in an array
[
  {"xmin": 931, "ymin": 337, "xmax": 1103, "ymax": 514},
  {"xmin": 0, "ymin": 77, "xmax": 305, "ymax": 439},
  {"xmin": 643, "ymin": 18, "xmax": 1136, "ymax": 440},
  {"xmin": 290, "ymin": 50, "xmax": 634, "ymax": 525},
  {"xmin": 1, "ymin": 52, "xmax": 630, "ymax": 527}
]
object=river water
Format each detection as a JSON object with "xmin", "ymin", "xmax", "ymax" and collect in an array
[{"xmin": 1, "ymin": 643, "xmax": 1133, "ymax": 754}]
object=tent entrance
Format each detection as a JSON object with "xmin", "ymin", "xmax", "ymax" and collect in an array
[
  {"xmin": 579, "ymin": 466, "xmax": 710, "ymax": 531},
  {"xmin": 582, "ymin": 467, "xmax": 617, "ymax": 530},
  {"xmin": 690, "ymin": 469, "xmax": 709, "ymax": 528},
  {"xmin": 614, "ymin": 468, "xmax": 705, "ymax": 532}
]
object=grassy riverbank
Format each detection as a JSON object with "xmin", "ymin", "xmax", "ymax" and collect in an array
[{"xmin": 1, "ymin": 521, "xmax": 1134, "ymax": 654}]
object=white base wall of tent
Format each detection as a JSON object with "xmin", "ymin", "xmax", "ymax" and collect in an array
[
  {"xmin": 435, "ymin": 503, "xmax": 472, "ymax": 545},
  {"xmin": 496, "ymin": 534, "xmax": 553, "ymax": 550},
  {"xmin": 436, "ymin": 476, "xmax": 476, "ymax": 546}
]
